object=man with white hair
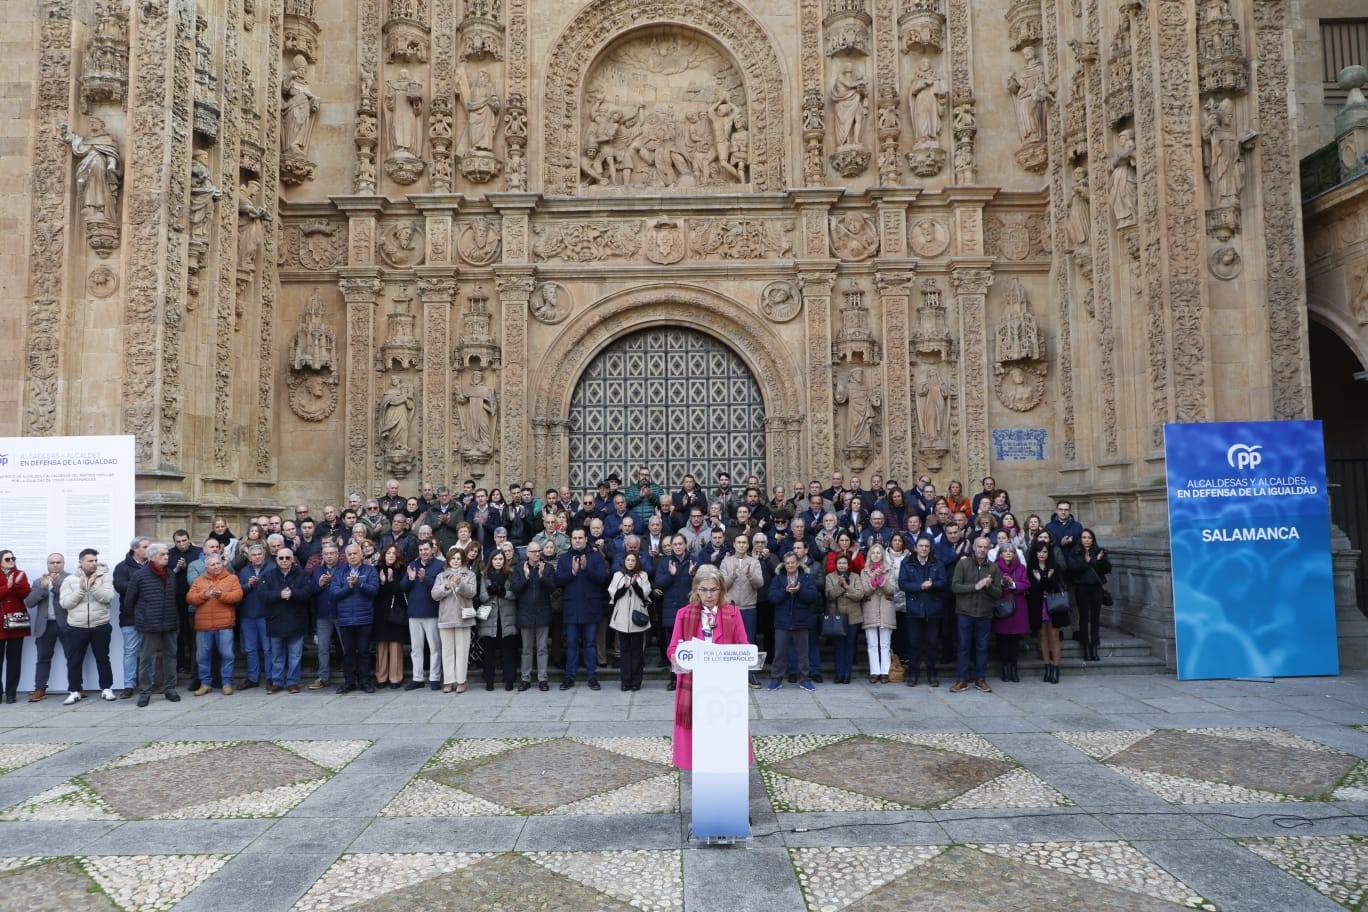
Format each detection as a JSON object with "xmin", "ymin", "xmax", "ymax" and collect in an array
[{"xmin": 113, "ymin": 536, "xmax": 150, "ymax": 698}]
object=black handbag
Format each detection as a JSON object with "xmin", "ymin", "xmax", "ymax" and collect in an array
[
  {"xmin": 387, "ymin": 593, "xmax": 408, "ymax": 625},
  {"xmin": 1045, "ymin": 591, "xmax": 1071, "ymax": 627},
  {"xmin": 821, "ymin": 612, "xmax": 846, "ymax": 638},
  {"xmin": 631, "ymin": 609, "xmax": 650, "ymax": 628},
  {"xmin": 1, "ymin": 612, "xmax": 30, "ymax": 631},
  {"xmin": 994, "ymin": 595, "xmax": 1016, "ymax": 619},
  {"xmin": 1101, "ymin": 587, "xmax": 1115, "ymax": 607}
]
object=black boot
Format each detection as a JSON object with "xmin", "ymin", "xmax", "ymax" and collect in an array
[
  {"xmin": 1043, "ymin": 663, "xmax": 1053, "ymax": 682},
  {"xmin": 1049, "ymin": 664, "xmax": 1060, "ymax": 684}
]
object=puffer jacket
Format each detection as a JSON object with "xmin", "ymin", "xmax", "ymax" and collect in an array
[
  {"xmin": 186, "ymin": 569, "xmax": 243, "ymax": 631},
  {"xmin": 857, "ymin": 562, "xmax": 899, "ymax": 630},
  {"xmin": 767, "ymin": 570, "xmax": 820, "ymax": 630},
  {"xmin": 653, "ymin": 553, "xmax": 698, "ymax": 628},
  {"xmin": 510, "ymin": 559, "xmax": 556, "ymax": 628},
  {"xmin": 59, "ymin": 564, "xmax": 116, "ymax": 629},
  {"xmin": 824, "ymin": 571, "xmax": 865, "ymax": 626},
  {"xmin": 719, "ymin": 554, "xmax": 764, "ymax": 609},
  {"xmin": 260, "ymin": 565, "xmax": 316, "ymax": 639},
  {"xmin": 477, "ymin": 569, "xmax": 518, "ymax": 638},
  {"xmin": 328, "ymin": 563, "xmax": 380, "ymax": 626},
  {"xmin": 899, "ymin": 555, "xmax": 947, "ymax": 619},
  {"xmin": 431, "ymin": 567, "xmax": 478, "ymax": 629},
  {"xmin": 608, "ymin": 570, "xmax": 652, "ymax": 634},
  {"xmin": 125, "ymin": 565, "xmax": 177, "ymax": 633}
]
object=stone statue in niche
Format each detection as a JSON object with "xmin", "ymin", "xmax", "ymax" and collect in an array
[
  {"xmin": 280, "ymin": 54, "xmax": 320, "ymax": 184},
  {"xmin": 1349, "ymin": 268, "xmax": 1368, "ymax": 325},
  {"xmin": 835, "ymin": 367, "xmax": 881, "ymax": 469},
  {"xmin": 709, "ymin": 99, "xmax": 748, "ymax": 183},
  {"xmin": 455, "ymin": 369, "xmax": 498, "ymax": 462},
  {"xmin": 829, "ymin": 212, "xmax": 881, "ymax": 261},
  {"xmin": 993, "ymin": 279, "xmax": 1048, "ymax": 412},
  {"xmin": 289, "ymin": 289, "xmax": 337, "ymax": 372},
  {"xmin": 916, "ymin": 365, "xmax": 951, "ymax": 450},
  {"xmin": 237, "ymin": 180, "xmax": 268, "ymax": 301},
  {"xmin": 1065, "ymin": 166, "xmax": 1090, "ymax": 251},
  {"xmin": 1108, "ymin": 128, "xmax": 1138, "ymax": 230},
  {"xmin": 455, "ymin": 67, "xmax": 502, "ymax": 183},
  {"xmin": 377, "ymin": 375, "xmax": 417, "ymax": 456},
  {"xmin": 1201, "ymin": 96, "xmax": 1257, "ymax": 241},
  {"xmin": 186, "ymin": 150, "xmax": 222, "ymax": 300},
  {"xmin": 582, "ymin": 96, "xmax": 643, "ymax": 187},
  {"xmin": 906, "ymin": 59, "xmax": 948, "ymax": 177},
  {"xmin": 1005, "ymin": 45, "xmax": 1050, "ymax": 173},
  {"xmin": 385, "ymin": 68, "xmax": 426, "ymax": 184},
  {"xmin": 829, "ymin": 64, "xmax": 871, "ymax": 177},
  {"xmin": 61, "ymin": 118, "xmax": 122, "ymax": 257}
]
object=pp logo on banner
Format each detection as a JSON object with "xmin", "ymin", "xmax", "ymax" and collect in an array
[
  {"xmin": 677, "ymin": 649, "xmax": 694, "ymax": 664},
  {"xmin": 0, "ymin": 454, "xmax": 7, "ymax": 466},
  {"xmin": 1226, "ymin": 443, "xmax": 1263, "ymax": 471}
]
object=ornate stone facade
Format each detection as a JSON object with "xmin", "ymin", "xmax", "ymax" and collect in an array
[{"xmin": 2, "ymin": 0, "xmax": 1354, "ymax": 665}]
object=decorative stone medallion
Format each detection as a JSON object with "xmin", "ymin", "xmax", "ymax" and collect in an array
[
  {"xmin": 87, "ymin": 266, "xmax": 119, "ymax": 298},
  {"xmin": 529, "ymin": 282, "xmax": 571, "ymax": 324},
  {"xmin": 908, "ymin": 217, "xmax": 950, "ymax": 257},
  {"xmin": 760, "ymin": 280, "xmax": 802, "ymax": 322}
]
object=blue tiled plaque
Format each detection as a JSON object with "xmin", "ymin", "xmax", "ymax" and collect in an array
[{"xmin": 991, "ymin": 427, "xmax": 1048, "ymax": 461}]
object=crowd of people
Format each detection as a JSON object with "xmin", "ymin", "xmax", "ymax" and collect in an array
[{"xmin": 0, "ymin": 469, "xmax": 1115, "ymax": 705}]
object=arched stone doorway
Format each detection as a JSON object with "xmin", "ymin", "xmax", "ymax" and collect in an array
[
  {"xmin": 530, "ymin": 285, "xmax": 805, "ymax": 487},
  {"xmin": 567, "ymin": 327, "xmax": 766, "ymax": 489},
  {"xmin": 1310, "ymin": 318, "xmax": 1368, "ymax": 615}
]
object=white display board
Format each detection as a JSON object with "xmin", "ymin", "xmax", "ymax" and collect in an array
[
  {"xmin": 0, "ymin": 436, "xmax": 135, "ymax": 692},
  {"xmin": 675, "ymin": 640, "xmax": 757, "ymax": 841}
]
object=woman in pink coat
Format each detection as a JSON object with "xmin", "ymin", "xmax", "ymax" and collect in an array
[
  {"xmin": 666, "ymin": 565, "xmax": 754, "ymax": 771},
  {"xmin": 991, "ymin": 547, "xmax": 1030, "ymax": 683}
]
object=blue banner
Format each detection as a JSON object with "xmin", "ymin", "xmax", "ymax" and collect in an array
[{"xmin": 1164, "ymin": 420, "xmax": 1338, "ymax": 680}]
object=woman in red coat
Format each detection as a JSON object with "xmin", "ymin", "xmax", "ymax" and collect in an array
[
  {"xmin": 0, "ymin": 551, "xmax": 32, "ymax": 703},
  {"xmin": 666, "ymin": 565, "xmax": 754, "ymax": 771}
]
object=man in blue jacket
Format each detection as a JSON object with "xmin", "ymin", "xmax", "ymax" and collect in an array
[
  {"xmin": 309, "ymin": 543, "xmax": 342, "ymax": 689},
  {"xmin": 765, "ymin": 551, "xmax": 819, "ymax": 691},
  {"xmin": 401, "ymin": 539, "xmax": 444, "ymax": 691},
  {"xmin": 329, "ymin": 542, "xmax": 380, "ymax": 694},
  {"xmin": 236, "ymin": 543, "xmax": 272, "ymax": 689},
  {"xmin": 1044, "ymin": 500, "xmax": 1083, "ymax": 550},
  {"xmin": 555, "ymin": 528, "xmax": 609, "ymax": 690},
  {"xmin": 259, "ymin": 548, "xmax": 315, "ymax": 693}
]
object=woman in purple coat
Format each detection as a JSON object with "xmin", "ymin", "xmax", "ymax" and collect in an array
[{"xmin": 991, "ymin": 546, "xmax": 1030, "ymax": 683}]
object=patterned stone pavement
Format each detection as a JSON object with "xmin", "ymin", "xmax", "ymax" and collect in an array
[{"xmin": 0, "ymin": 673, "xmax": 1362, "ymax": 911}]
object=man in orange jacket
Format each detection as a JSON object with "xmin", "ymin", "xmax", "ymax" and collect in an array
[{"xmin": 186, "ymin": 554, "xmax": 243, "ymax": 697}]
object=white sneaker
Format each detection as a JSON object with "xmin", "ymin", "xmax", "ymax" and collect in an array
[
  {"xmin": 63, "ymin": 692, "xmax": 83, "ymax": 706},
  {"xmin": 100, "ymin": 688, "xmax": 116, "ymax": 702}
]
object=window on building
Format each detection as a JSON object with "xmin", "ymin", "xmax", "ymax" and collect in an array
[{"xmin": 1322, "ymin": 19, "xmax": 1368, "ymax": 103}]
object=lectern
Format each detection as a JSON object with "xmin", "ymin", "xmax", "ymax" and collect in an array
[{"xmin": 673, "ymin": 640, "xmax": 760, "ymax": 842}]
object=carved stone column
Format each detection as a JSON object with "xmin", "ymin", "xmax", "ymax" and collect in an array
[
  {"xmin": 417, "ymin": 274, "xmax": 456, "ymax": 488},
  {"xmin": 950, "ymin": 263, "xmax": 993, "ymax": 482},
  {"xmin": 798, "ymin": 269, "xmax": 837, "ymax": 478},
  {"xmin": 791, "ymin": 189, "xmax": 842, "ymax": 258},
  {"xmin": 876, "ymin": 271, "xmax": 914, "ymax": 483},
  {"xmin": 412, "ymin": 193, "xmax": 464, "ymax": 267},
  {"xmin": 872, "ymin": 190, "xmax": 913, "ymax": 257},
  {"xmin": 764, "ymin": 415, "xmax": 791, "ymax": 493},
  {"xmin": 873, "ymin": 0, "xmax": 901, "ymax": 186},
  {"xmin": 799, "ymin": 0, "xmax": 826, "ymax": 185},
  {"xmin": 336, "ymin": 196, "xmax": 384, "ymax": 267},
  {"xmin": 532, "ymin": 418, "xmax": 571, "ymax": 488},
  {"xmin": 505, "ymin": 0, "xmax": 530, "ymax": 191},
  {"xmin": 488, "ymin": 193, "xmax": 537, "ymax": 265},
  {"xmin": 340, "ymin": 274, "xmax": 382, "ymax": 496},
  {"xmin": 496, "ymin": 269, "xmax": 534, "ymax": 486}
]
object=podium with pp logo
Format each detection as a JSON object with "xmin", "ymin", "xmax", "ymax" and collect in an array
[{"xmin": 672, "ymin": 640, "xmax": 761, "ymax": 842}]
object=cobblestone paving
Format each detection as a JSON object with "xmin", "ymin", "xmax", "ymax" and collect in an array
[
  {"xmin": 758, "ymin": 733, "xmax": 1070, "ymax": 812},
  {"xmin": 293, "ymin": 851, "xmax": 683, "ymax": 912},
  {"xmin": 0, "ymin": 742, "xmax": 72, "ymax": 774},
  {"xmin": 387, "ymin": 736, "xmax": 678, "ymax": 816},
  {"xmin": 0, "ymin": 855, "xmax": 229, "ymax": 912},
  {"xmin": 1240, "ymin": 836, "xmax": 1368, "ymax": 910},
  {"xmin": 791, "ymin": 845, "xmax": 1213, "ymax": 911}
]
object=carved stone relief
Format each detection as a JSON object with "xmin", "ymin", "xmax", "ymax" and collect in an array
[
  {"xmin": 992, "ymin": 279, "xmax": 1048, "ymax": 412},
  {"xmin": 984, "ymin": 213, "xmax": 1049, "ymax": 261},
  {"xmin": 193, "ymin": 15, "xmax": 219, "ymax": 143},
  {"xmin": 384, "ymin": 68, "xmax": 426, "ymax": 184},
  {"xmin": 379, "ymin": 221, "xmax": 426, "ymax": 268},
  {"xmin": 61, "ymin": 118, "xmax": 122, "ymax": 257},
  {"xmin": 88, "ymin": 266, "xmax": 118, "ymax": 298},
  {"xmin": 455, "ymin": 66, "xmax": 502, "ymax": 182},
  {"xmin": 1197, "ymin": 0, "xmax": 1248, "ymax": 97},
  {"xmin": 644, "ymin": 219, "xmax": 687, "ymax": 265},
  {"xmin": 460, "ymin": 0, "xmax": 503, "ymax": 61},
  {"xmin": 760, "ymin": 281, "xmax": 802, "ymax": 322},
  {"xmin": 1109, "ymin": 128, "xmax": 1137, "ymax": 230},
  {"xmin": 951, "ymin": 98, "xmax": 976, "ymax": 183},
  {"xmin": 829, "ymin": 212, "xmax": 880, "ymax": 260},
  {"xmin": 533, "ymin": 220, "xmax": 643, "ymax": 262},
  {"xmin": 287, "ymin": 289, "xmax": 340, "ymax": 422},
  {"xmin": 284, "ymin": 0, "xmax": 321, "ymax": 62},
  {"xmin": 455, "ymin": 286, "xmax": 502, "ymax": 370},
  {"xmin": 379, "ymin": 288, "xmax": 423, "ymax": 371},
  {"xmin": 1209, "ymin": 246, "xmax": 1242, "ymax": 280},
  {"xmin": 385, "ymin": 0, "xmax": 431, "ymax": 63},
  {"xmin": 186, "ymin": 150, "xmax": 222, "ymax": 300},
  {"xmin": 1005, "ymin": 45, "xmax": 1050, "ymax": 173},
  {"xmin": 911, "ymin": 277, "xmax": 953, "ymax": 359},
  {"xmin": 457, "ymin": 217, "xmax": 502, "ymax": 265},
  {"xmin": 1201, "ymin": 96, "xmax": 1257, "ymax": 241},
  {"xmin": 906, "ymin": 58, "xmax": 947, "ymax": 176},
  {"xmin": 688, "ymin": 219, "xmax": 793, "ymax": 259},
  {"xmin": 900, "ymin": 0, "xmax": 945, "ymax": 53},
  {"xmin": 280, "ymin": 54, "xmax": 320, "ymax": 185},
  {"xmin": 833, "ymin": 279, "xmax": 880, "ymax": 364},
  {"xmin": 81, "ymin": 1, "xmax": 129, "ymax": 114},
  {"xmin": 829, "ymin": 64, "xmax": 871, "ymax": 176},
  {"xmin": 530, "ymin": 282, "xmax": 571, "ymax": 324},
  {"xmin": 909, "ymin": 217, "xmax": 950, "ymax": 257}
]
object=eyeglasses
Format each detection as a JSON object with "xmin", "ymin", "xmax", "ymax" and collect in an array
[
  {"xmin": 277, "ymin": 557, "xmax": 292, "ymax": 562},
  {"xmin": 0, "ymin": 557, "xmax": 13, "ymax": 563}
]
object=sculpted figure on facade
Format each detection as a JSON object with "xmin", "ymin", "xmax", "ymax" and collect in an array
[
  {"xmin": 917, "ymin": 365, "xmax": 951, "ymax": 450},
  {"xmin": 835, "ymin": 366, "xmax": 881, "ymax": 465},
  {"xmin": 1065, "ymin": 166, "xmax": 1090, "ymax": 251},
  {"xmin": 1109, "ymin": 128, "xmax": 1138, "ymax": 229},
  {"xmin": 380, "ymin": 222, "xmax": 425, "ymax": 268},
  {"xmin": 1201, "ymin": 96, "xmax": 1257, "ymax": 240},
  {"xmin": 631, "ymin": 109, "xmax": 692, "ymax": 188},
  {"xmin": 1005, "ymin": 45, "xmax": 1050, "ymax": 173},
  {"xmin": 709, "ymin": 99, "xmax": 748, "ymax": 183},
  {"xmin": 377, "ymin": 375, "xmax": 417, "ymax": 454},
  {"xmin": 455, "ymin": 369, "xmax": 498, "ymax": 461},
  {"xmin": 906, "ymin": 59, "xmax": 948, "ymax": 176},
  {"xmin": 582, "ymin": 94, "xmax": 643, "ymax": 187},
  {"xmin": 237, "ymin": 180, "xmax": 267, "ymax": 299},
  {"xmin": 830, "ymin": 212, "xmax": 881, "ymax": 261},
  {"xmin": 186, "ymin": 150, "xmax": 222, "ymax": 298},
  {"xmin": 829, "ymin": 64, "xmax": 871, "ymax": 177},
  {"xmin": 384, "ymin": 68, "xmax": 426, "ymax": 183},
  {"xmin": 281, "ymin": 55, "xmax": 320, "ymax": 184},
  {"xmin": 455, "ymin": 67, "xmax": 502, "ymax": 182},
  {"xmin": 61, "ymin": 118, "xmax": 122, "ymax": 256}
]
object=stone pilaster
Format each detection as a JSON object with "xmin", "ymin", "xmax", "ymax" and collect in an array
[
  {"xmin": 412, "ymin": 193, "xmax": 464, "ymax": 267},
  {"xmin": 417, "ymin": 273, "xmax": 456, "ymax": 488},
  {"xmin": 797, "ymin": 267, "xmax": 837, "ymax": 478},
  {"xmin": 340, "ymin": 274, "xmax": 383, "ymax": 496},
  {"xmin": 211, "ymin": 2, "xmax": 243, "ymax": 476},
  {"xmin": 876, "ymin": 270, "xmax": 915, "ymax": 483},
  {"xmin": 496, "ymin": 268, "xmax": 535, "ymax": 486},
  {"xmin": 950, "ymin": 263, "xmax": 993, "ymax": 482}
]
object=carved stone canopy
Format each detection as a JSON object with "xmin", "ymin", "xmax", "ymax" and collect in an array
[
  {"xmin": 378, "ymin": 289, "xmax": 422, "ymax": 371},
  {"xmin": 833, "ymin": 278, "xmax": 880, "ymax": 364},
  {"xmin": 81, "ymin": 1, "xmax": 129, "ymax": 114},
  {"xmin": 899, "ymin": 0, "xmax": 945, "ymax": 54},
  {"xmin": 455, "ymin": 287, "xmax": 502, "ymax": 370}
]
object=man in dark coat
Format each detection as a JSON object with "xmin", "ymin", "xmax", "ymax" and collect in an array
[
  {"xmin": 765, "ymin": 552, "xmax": 819, "ymax": 691},
  {"xmin": 511, "ymin": 545, "xmax": 557, "ymax": 691},
  {"xmin": 400, "ymin": 539, "xmax": 444, "ymax": 691},
  {"xmin": 123, "ymin": 543, "xmax": 178, "ymax": 707},
  {"xmin": 328, "ymin": 542, "xmax": 380, "ymax": 693},
  {"xmin": 260, "ymin": 548, "xmax": 315, "ymax": 693},
  {"xmin": 169, "ymin": 530, "xmax": 202, "ymax": 688},
  {"xmin": 554, "ymin": 528, "xmax": 609, "ymax": 690},
  {"xmin": 113, "ymin": 536, "xmax": 150, "ymax": 697}
]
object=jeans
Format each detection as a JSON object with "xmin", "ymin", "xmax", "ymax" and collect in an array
[
  {"xmin": 771, "ymin": 627, "xmax": 810, "ymax": 683},
  {"xmin": 520, "ymin": 625, "xmax": 549, "ymax": 682},
  {"xmin": 240, "ymin": 617, "xmax": 269, "ymax": 683},
  {"xmin": 137, "ymin": 630, "xmax": 177, "ymax": 695},
  {"xmin": 833, "ymin": 618, "xmax": 858, "ymax": 679},
  {"xmin": 1075, "ymin": 585, "xmax": 1103, "ymax": 649},
  {"xmin": 865, "ymin": 626, "xmax": 892, "ymax": 676},
  {"xmin": 563, "ymin": 621, "xmax": 599, "ymax": 683},
  {"xmin": 408, "ymin": 617, "xmax": 441, "ymax": 682},
  {"xmin": 905, "ymin": 616, "xmax": 941, "ymax": 677},
  {"xmin": 269, "ymin": 635, "xmax": 304, "ymax": 686},
  {"xmin": 31, "ymin": 622, "xmax": 64, "ymax": 690},
  {"xmin": 315, "ymin": 617, "xmax": 337, "ymax": 681},
  {"xmin": 337, "ymin": 625, "xmax": 371, "ymax": 685},
  {"xmin": 196, "ymin": 629, "xmax": 234, "ymax": 688},
  {"xmin": 65, "ymin": 625, "xmax": 113, "ymax": 693},
  {"xmin": 955, "ymin": 614, "xmax": 992, "ymax": 683},
  {"xmin": 121, "ymin": 626, "xmax": 142, "ymax": 689},
  {"xmin": 618, "ymin": 630, "xmax": 645, "ymax": 688}
]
